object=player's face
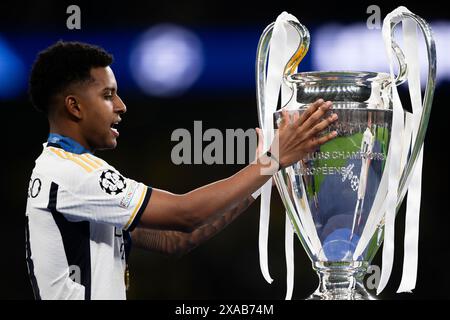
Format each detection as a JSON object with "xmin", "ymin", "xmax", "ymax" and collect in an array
[{"xmin": 78, "ymin": 66, "xmax": 127, "ymax": 151}]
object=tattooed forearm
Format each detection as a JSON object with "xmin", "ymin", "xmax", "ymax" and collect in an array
[{"xmin": 131, "ymin": 195, "xmax": 256, "ymax": 256}]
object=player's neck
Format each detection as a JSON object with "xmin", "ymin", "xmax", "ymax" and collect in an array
[{"xmin": 49, "ymin": 121, "xmax": 93, "ymax": 153}]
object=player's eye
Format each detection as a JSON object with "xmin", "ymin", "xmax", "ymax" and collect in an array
[{"xmin": 104, "ymin": 88, "xmax": 117, "ymax": 101}]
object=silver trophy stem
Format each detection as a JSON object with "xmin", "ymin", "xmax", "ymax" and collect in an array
[{"xmin": 309, "ymin": 261, "xmax": 373, "ymax": 300}]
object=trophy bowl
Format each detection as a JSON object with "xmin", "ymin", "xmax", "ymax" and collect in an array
[{"xmin": 274, "ymin": 71, "xmax": 394, "ymax": 300}]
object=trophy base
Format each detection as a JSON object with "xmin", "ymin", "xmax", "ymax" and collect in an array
[
  {"xmin": 307, "ymin": 261, "xmax": 375, "ymax": 300},
  {"xmin": 307, "ymin": 283, "xmax": 375, "ymax": 300}
]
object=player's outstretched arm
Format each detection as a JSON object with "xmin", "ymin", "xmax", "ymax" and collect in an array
[
  {"xmin": 137, "ymin": 99, "xmax": 337, "ymax": 233},
  {"xmin": 131, "ymin": 193, "xmax": 255, "ymax": 256}
]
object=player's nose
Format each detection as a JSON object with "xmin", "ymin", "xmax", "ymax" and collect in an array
[{"xmin": 115, "ymin": 95, "xmax": 127, "ymax": 114}]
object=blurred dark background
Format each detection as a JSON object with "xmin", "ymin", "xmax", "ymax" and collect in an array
[{"xmin": 1, "ymin": 0, "xmax": 449, "ymax": 300}]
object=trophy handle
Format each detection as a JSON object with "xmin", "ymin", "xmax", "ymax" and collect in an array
[
  {"xmin": 391, "ymin": 40, "xmax": 408, "ymax": 86},
  {"xmin": 255, "ymin": 20, "xmax": 310, "ymax": 128},
  {"xmin": 391, "ymin": 12, "xmax": 436, "ymax": 205},
  {"xmin": 256, "ymin": 21, "xmax": 274, "ymax": 128},
  {"xmin": 283, "ymin": 21, "xmax": 310, "ymax": 79}
]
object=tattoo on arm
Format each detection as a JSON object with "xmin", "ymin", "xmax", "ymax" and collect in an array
[{"xmin": 131, "ymin": 195, "xmax": 255, "ymax": 256}]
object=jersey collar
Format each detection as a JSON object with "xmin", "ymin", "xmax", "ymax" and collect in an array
[{"xmin": 47, "ymin": 133, "xmax": 93, "ymax": 155}]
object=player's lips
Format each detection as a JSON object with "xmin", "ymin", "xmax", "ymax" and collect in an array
[{"xmin": 110, "ymin": 120, "xmax": 120, "ymax": 137}]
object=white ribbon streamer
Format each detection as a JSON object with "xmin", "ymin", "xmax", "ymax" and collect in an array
[
  {"xmin": 366, "ymin": 7, "xmax": 423, "ymax": 294},
  {"xmin": 285, "ymin": 215, "xmax": 294, "ymax": 300},
  {"xmin": 281, "ymin": 21, "xmax": 300, "ymax": 300},
  {"xmin": 397, "ymin": 16, "xmax": 424, "ymax": 293},
  {"xmin": 256, "ymin": 11, "xmax": 301, "ymax": 295},
  {"xmin": 377, "ymin": 6, "xmax": 429, "ymax": 294},
  {"xmin": 376, "ymin": 7, "xmax": 406, "ymax": 294}
]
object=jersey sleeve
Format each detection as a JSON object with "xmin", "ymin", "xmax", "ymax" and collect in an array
[{"xmin": 55, "ymin": 167, "xmax": 152, "ymax": 231}]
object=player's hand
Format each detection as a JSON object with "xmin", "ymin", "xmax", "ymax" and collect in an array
[
  {"xmin": 255, "ymin": 127, "xmax": 264, "ymax": 160},
  {"xmin": 271, "ymin": 99, "xmax": 338, "ymax": 169},
  {"xmin": 255, "ymin": 127, "xmax": 276, "ymax": 186}
]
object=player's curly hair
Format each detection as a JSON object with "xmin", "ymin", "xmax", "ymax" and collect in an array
[{"xmin": 29, "ymin": 40, "xmax": 113, "ymax": 113}]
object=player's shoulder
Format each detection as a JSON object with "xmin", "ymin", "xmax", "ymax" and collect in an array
[
  {"xmin": 34, "ymin": 145, "xmax": 112, "ymax": 186},
  {"xmin": 45, "ymin": 145, "xmax": 109, "ymax": 172}
]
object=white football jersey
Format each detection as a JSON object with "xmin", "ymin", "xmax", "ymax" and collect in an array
[{"xmin": 25, "ymin": 142, "xmax": 151, "ymax": 300}]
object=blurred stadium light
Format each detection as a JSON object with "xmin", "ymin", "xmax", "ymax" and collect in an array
[
  {"xmin": 312, "ymin": 21, "xmax": 450, "ymax": 85},
  {"xmin": 0, "ymin": 36, "xmax": 26, "ymax": 99},
  {"xmin": 129, "ymin": 24, "xmax": 204, "ymax": 97},
  {"xmin": 430, "ymin": 22, "xmax": 450, "ymax": 82}
]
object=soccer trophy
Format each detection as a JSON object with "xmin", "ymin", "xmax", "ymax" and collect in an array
[{"xmin": 255, "ymin": 7, "xmax": 436, "ymax": 299}]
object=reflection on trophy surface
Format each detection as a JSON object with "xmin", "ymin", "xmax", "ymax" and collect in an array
[{"xmin": 256, "ymin": 8, "xmax": 435, "ymax": 300}]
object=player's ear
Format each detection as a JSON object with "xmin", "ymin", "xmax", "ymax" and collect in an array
[{"xmin": 64, "ymin": 95, "xmax": 83, "ymax": 120}]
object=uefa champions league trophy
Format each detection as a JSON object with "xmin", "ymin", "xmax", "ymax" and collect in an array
[{"xmin": 255, "ymin": 8, "xmax": 436, "ymax": 299}]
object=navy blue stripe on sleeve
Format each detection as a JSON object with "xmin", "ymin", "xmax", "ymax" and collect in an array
[{"xmin": 127, "ymin": 186, "xmax": 152, "ymax": 232}]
